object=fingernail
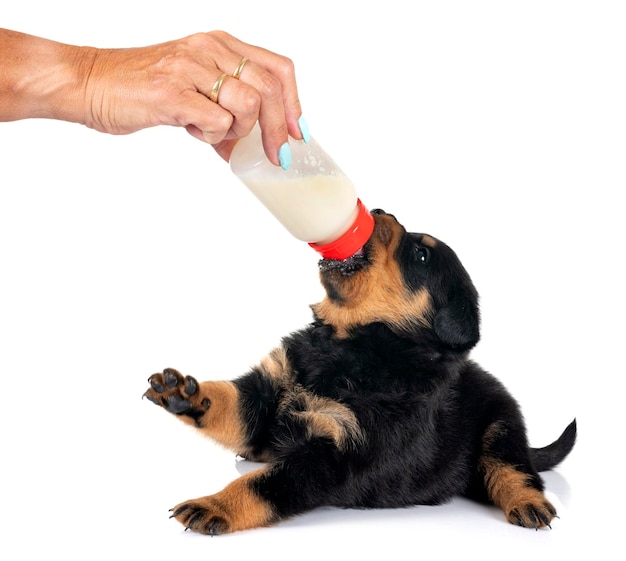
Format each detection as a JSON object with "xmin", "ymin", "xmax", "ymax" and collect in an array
[
  {"xmin": 278, "ymin": 142, "xmax": 291, "ymax": 170},
  {"xmin": 298, "ymin": 115, "xmax": 310, "ymax": 143}
]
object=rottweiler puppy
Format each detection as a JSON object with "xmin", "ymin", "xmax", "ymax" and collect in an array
[{"xmin": 144, "ymin": 209, "xmax": 576, "ymax": 535}]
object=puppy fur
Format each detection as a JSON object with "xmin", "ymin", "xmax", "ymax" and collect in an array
[{"xmin": 144, "ymin": 209, "xmax": 576, "ymax": 535}]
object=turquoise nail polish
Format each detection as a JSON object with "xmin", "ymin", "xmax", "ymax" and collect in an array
[
  {"xmin": 278, "ymin": 142, "xmax": 292, "ymax": 170},
  {"xmin": 298, "ymin": 116, "xmax": 311, "ymax": 143}
]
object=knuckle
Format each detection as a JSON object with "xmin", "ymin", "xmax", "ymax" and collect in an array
[
  {"xmin": 214, "ymin": 111, "xmax": 234, "ymax": 131},
  {"xmin": 256, "ymin": 73, "xmax": 283, "ymax": 103},
  {"xmin": 200, "ymin": 113, "xmax": 233, "ymax": 144},
  {"xmin": 237, "ymin": 88, "xmax": 262, "ymax": 115},
  {"xmin": 273, "ymin": 55, "xmax": 296, "ymax": 81},
  {"xmin": 186, "ymin": 31, "xmax": 219, "ymax": 50}
]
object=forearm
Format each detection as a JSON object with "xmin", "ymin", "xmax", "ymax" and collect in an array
[{"xmin": 0, "ymin": 28, "xmax": 96, "ymax": 125}]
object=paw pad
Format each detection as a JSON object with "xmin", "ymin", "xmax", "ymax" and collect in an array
[{"xmin": 143, "ymin": 368, "xmax": 209, "ymax": 423}]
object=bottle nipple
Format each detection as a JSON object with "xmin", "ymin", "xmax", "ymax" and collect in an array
[{"xmin": 309, "ymin": 199, "xmax": 374, "ymax": 260}]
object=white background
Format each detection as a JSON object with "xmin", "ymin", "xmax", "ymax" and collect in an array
[{"xmin": 1, "ymin": 2, "xmax": 624, "ymax": 559}]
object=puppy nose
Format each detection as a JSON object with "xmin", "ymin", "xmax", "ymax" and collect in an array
[{"xmin": 370, "ymin": 209, "xmax": 387, "ymax": 216}]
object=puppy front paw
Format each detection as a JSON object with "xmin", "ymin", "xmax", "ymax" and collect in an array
[{"xmin": 143, "ymin": 368, "xmax": 210, "ymax": 422}]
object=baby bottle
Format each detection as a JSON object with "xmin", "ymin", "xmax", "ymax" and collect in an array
[{"xmin": 229, "ymin": 124, "xmax": 374, "ymax": 260}]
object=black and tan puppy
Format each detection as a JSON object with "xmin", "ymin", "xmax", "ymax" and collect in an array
[{"xmin": 144, "ymin": 209, "xmax": 576, "ymax": 535}]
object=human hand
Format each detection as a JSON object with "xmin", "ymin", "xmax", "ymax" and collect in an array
[
  {"xmin": 0, "ymin": 29, "xmax": 305, "ymax": 166},
  {"xmin": 85, "ymin": 31, "xmax": 305, "ymax": 165}
]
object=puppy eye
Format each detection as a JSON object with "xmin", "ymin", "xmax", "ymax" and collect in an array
[{"xmin": 416, "ymin": 246, "xmax": 430, "ymax": 263}]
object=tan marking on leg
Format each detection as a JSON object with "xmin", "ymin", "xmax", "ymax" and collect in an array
[
  {"xmin": 480, "ymin": 458, "xmax": 556, "ymax": 528},
  {"xmin": 480, "ymin": 423, "xmax": 556, "ymax": 528},
  {"xmin": 196, "ymin": 381, "xmax": 247, "ymax": 452},
  {"xmin": 145, "ymin": 370, "xmax": 257, "ymax": 459},
  {"xmin": 292, "ymin": 392, "xmax": 364, "ymax": 450},
  {"xmin": 259, "ymin": 346, "xmax": 294, "ymax": 386},
  {"xmin": 172, "ymin": 467, "xmax": 275, "ymax": 535}
]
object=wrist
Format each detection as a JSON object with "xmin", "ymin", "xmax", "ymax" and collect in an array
[{"xmin": 0, "ymin": 29, "xmax": 97, "ymax": 126}]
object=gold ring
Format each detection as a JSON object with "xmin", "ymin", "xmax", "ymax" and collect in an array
[
  {"xmin": 209, "ymin": 73, "xmax": 228, "ymax": 103},
  {"xmin": 232, "ymin": 56, "xmax": 249, "ymax": 80}
]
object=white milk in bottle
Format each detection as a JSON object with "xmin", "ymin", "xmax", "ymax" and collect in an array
[{"xmin": 230, "ymin": 124, "xmax": 374, "ymax": 260}]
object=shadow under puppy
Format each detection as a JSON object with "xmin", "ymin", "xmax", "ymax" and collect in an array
[{"xmin": 144, "ymin": 209, "xmax": 576, "ymax": 535}]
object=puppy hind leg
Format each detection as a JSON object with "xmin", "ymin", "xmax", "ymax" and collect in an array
[{"xmin": 478, "ymin": 421, "xmax": 557, "ymax": 529}]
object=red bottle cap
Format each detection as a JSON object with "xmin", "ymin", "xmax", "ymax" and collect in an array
[{"xmin": 309, "ymin": 199, "xmax": 375, "ymax": 260}]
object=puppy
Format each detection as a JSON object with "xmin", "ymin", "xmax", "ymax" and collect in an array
[{"xmin": 144, "ymin": 209, "xmax": 576, "ymax": 535}]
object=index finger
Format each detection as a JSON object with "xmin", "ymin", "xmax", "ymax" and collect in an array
[
  {"xmin": 214, "ymin": 33, "xmax": 305, "ymax": 161},
  {"xmin": 241, "ymin": 47, "xmax": 303, "ymax": 139}
]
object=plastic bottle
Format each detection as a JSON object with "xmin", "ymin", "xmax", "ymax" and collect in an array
[{"xmin": 229, "ymin": 124, "xmax": 374, "ymax": 260}]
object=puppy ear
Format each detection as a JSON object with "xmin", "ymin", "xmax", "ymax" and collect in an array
[{"xmin": 433, "ymin": 292, "xmax": 480, "ymax": 350}]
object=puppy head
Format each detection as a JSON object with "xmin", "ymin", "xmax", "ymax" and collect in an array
[{"xmin": 312, "ymin": 209, "xmax": 480, "ymax": 350}]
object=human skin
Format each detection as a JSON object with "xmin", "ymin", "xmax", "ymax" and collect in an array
[{"xmin": 0, "ymin": 28, "xmax": 304, "ymax": 165}]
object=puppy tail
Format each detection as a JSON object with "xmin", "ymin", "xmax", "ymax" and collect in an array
[{"xmin": 530, "ymin": 418, "xmax": 577, "ymax": 472}]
